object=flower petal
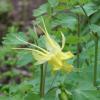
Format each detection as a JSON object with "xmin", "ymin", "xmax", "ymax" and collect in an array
[
  {"xmin": 52, "ymin": 65, "xmax": 62, "ymax": 71},
  {"xmin": 45, "ymin": 36, "xmax": 61, "ymax": 52},
  {"xmin": 32, "ymin": 49, "xmax": 51, "ymax": 65},
  {"xmin": 62, "ymin": 64, "xmax": 74, "ymax": 73},
  {"xmin": 61, "ymin": 51, "xmax": 74, "ymax": 60},
  {"xmin": 32, "ymin": 49, "xmax": 50, "ymax": 60},
  {"xmin": 41, "ymin": 17, "xmax": 61, "ymax": 52},
  {"xmin": 49, "ymin": 55, "xmax": 63, "ymax": 67}
]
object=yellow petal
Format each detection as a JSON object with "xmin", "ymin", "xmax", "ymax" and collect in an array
[
  {"xmin": 60, "ymin": 51, "xmax": 74, "ymax": 60},
  {"xmin": 49, "ymin": 54, "xmax": 63, "ymax": 67},
  {"xmin": 41, "ymin": 17, "xmax": 61, "ymax": 51},
  {"xmin": 32, "ymin": 49, "xmax": 50, "ymax": 61},
  {"xmin": 52, "ymin": 65, "xmax": 62, "ymax": 71},
  {"xmin": 45, "ymin": 37, "xmax": 61, "ymax": 52},
  {"xmin": 62, "ymin": 64, "xmax": 74, "ymax": 73}
]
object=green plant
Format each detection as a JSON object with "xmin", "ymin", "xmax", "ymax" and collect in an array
[{"xmin": 1, "ymin": 0, "xmax": 100, "ymax": 100}]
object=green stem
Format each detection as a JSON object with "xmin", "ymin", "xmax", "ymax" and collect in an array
[
  {"xmin": 93, "ymin": 33, "xmax": 98, "ymax": 86},
  {"xmin": 77, "ymin": 14, "xmax": 80, "ymax": 68},
  {"xmin": 80, "ymin": 5, "xmax": 99, "ymax": 86},
  {"xmin": 80, "ymin": 5, "xmax": 89, "ymax": 24},
  {"xmin": 40, "ymin": 63, "xmax": 47, "ymax": 98}
]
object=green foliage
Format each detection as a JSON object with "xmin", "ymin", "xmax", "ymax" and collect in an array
[
  {"xmin": 90, "ymin": 24, "xmax": 100, "ymax": 35},
  {"xmin": 16, "ymin": 51, "xmax": 33, "ymax": 67},
  {"xmin": 1, "ymin": 0, "xmax": 100, "ymax": 100},
  {"xmin": 71, "ymin": 2, "xmax": 97, "ymax": 16},
  {"xmin": 48, "ymin": 0, "xmax": 59, "ymax": 7},
  {"xmin": 3, "ymin": 32, "xmax": 29, "ymax": 46},
  {"xmin": 33, "ymin": 3, "xmax": 49, "ymax": 17}
]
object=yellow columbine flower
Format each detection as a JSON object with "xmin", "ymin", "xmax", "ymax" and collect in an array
[{"xmin": 14, "ymin": 17, "xmax": 74, "ymax": 72}]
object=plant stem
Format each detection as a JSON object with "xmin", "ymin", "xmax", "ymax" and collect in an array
[
  {"xmin": 93, "ymin": 33, "xmax": 98, "ymax": 86},
  {"xmin": 40, "ymin": 63, "xmax": 47, "ymax": 98},
  {"xmin": 80, "ymin": 5, "xmax": 99, "ymax": 86},
  {"xmin": 80, "ymin": 5, "xmax": 89, "ymax": 24},
  {"xmin": 77, "ymin": 14, "xmax": 80, "ymax": 68}
]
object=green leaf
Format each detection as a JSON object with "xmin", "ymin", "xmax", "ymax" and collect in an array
[
  {"xmin": 28, "ymin": 27, "xmax": 38, "ymax": 41},
  {"xmin": 73, "ymin": 89, "xmax": 100, "ymax": 100},
  {"xmin": 45, "ymin": 88, "xmax": 56, "ymax": 100},
  {"xmin": 16, "ymin": 51, "xmax": 33, "ymax": 67},
  {"xmin": 66, "ymin": 34, "xmax": 85, "ymax": 44},
  {"xmin": 90, "ymin": 24, "xmax": 100, "ymax": 34},
  {"xmin": 33, "ymin": 3, "xmax": 48, "ymax": 17},
  {"xmin": 9, "ymin": 94, "xmax": 23, "ymax": 100},
  {"xmin": 71, "ymin": 3, "xmax": 97, "ymax": 16},
  {"xmin": 52, "ymin": 14, "xmax": 77, "ymax": 30},
  {"xmin": 37, "ymin": 35, "xmax": 46, "ymax": 49},
  {"xmin": 10, "ymin": 81, "xmax": 33, "ymax": 94},
  {"xmin": 3, "ymin": 32, "xmax": 29, "ymax": 46},
  {"xmin": 24, "ymin": 92, "xmax": 40, "ymax": 100},
  {"xmin": 48, "ymin": 0, "xmax": 59, "ymax": 7},
  {"xmin": 83, "ymin": 3, "xmax": 97, "ymax": 16},
  {"xmin": 0, "ymin": 96, "xmax": 8, "ymax": 100}
]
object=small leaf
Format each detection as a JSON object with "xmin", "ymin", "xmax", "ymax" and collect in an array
[
  {"xmin": 52, "ymin": 14, "xmax": 77, "ymax": 30},
  {"xmin": 90, "ymin": 24, "xmax": 100, "ymax": 34},
  {"xmin": 16, "ymin": 51, "xmax": 33, "ymax": 67},
  {"xmin": 3, "ymin": 32, "xmax": 29, "ymax": 45},
  {"xmin": 48, "ymin": 0, "xmax": 59, "ymax": 7},
  {"xmin": 33, "ymin": 3, "xmax": 48, "ymax": 17},
  {"xmin": 71, "ymin": 3, "xmax": 97, "ymax": 16},
  {"xmin": 45, "ymin": 88, "xmax": 56, "ymax": 100}
]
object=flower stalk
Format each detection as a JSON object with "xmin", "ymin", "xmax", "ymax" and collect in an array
[
  {"xmin": 77, "ymin": 14, "xmax": 80, "ymax": 68},
  {"xmin": 40, "ymin": 63, "xmax": 47, "ymax": 98},
  {"xmin": 93, "ymin": 33, "xmax": 99, "ymax": 86}
]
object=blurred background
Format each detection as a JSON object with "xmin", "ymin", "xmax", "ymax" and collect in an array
[
  {"xmin": 0, "ymin": 0, "xmax": 45, "ymax": 42},
  {"xmin": 0, "ymin": 0, "xmax": 46, "ymax": 86}
]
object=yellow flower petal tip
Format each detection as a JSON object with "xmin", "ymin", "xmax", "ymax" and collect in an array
[
  {"xmin": 66, "ymin": 51, "xmax": 74, "ymax": 58},
  {"xmin": 63, "ymin": 65, "xmax": 74, "ymax": 73}
]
